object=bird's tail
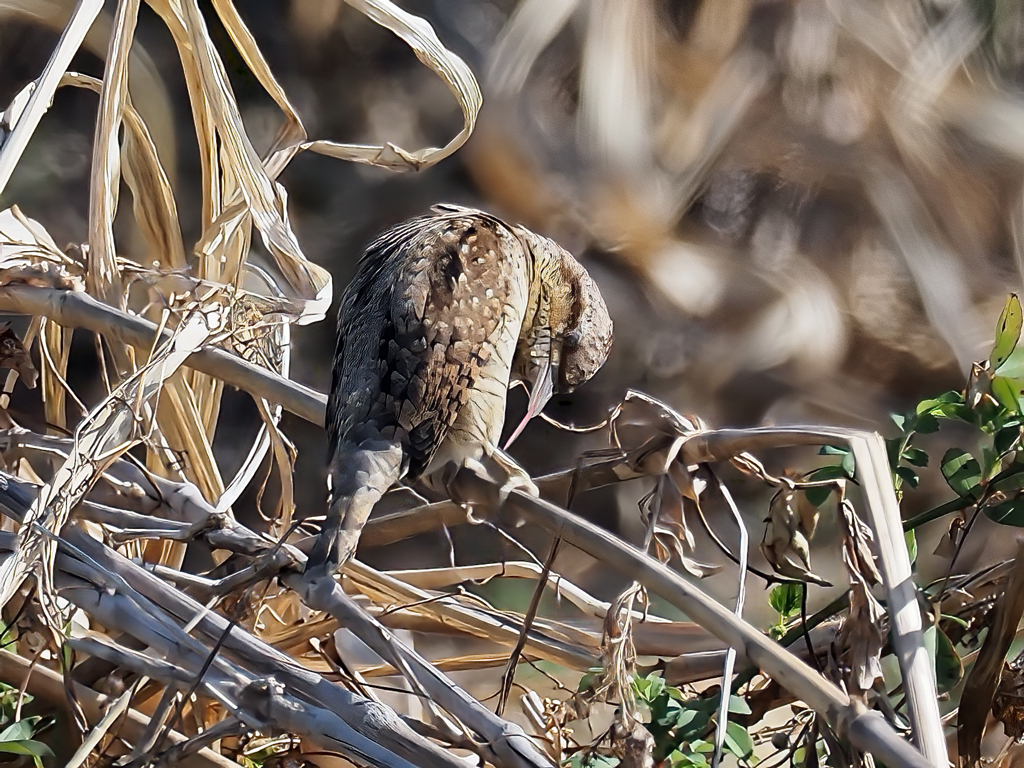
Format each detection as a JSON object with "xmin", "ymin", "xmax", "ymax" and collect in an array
[{"xmin": 306, "ymin": 438, "xmax": 404, "ymax": 577}]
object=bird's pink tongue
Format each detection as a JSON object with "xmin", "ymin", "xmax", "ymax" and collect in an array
[{"xmin": 504, "ymin": 360, "xmax": 554, "ymax": 449}]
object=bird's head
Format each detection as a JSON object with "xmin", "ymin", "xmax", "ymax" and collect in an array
[
  {"xmin": 504, "ymin": 227, "xmax": 613, "ymax": 447},
  {"xmin": 551, "ymin": 253, "xmax": 614, "ymax": 392}
]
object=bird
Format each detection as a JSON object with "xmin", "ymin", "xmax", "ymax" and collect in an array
[{"xmin": 305, "ymin": 205, "xmax": 613, "ymax": 577}]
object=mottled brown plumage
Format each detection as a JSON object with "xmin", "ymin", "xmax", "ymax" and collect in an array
[{"xmin": 306, "ymin": 205, "xmax": 612, "ymax": 575}]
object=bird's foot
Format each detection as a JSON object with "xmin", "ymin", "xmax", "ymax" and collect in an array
[
  {"xmin": 499, "ymin": 473, "xmax": 539, "ymax": 504},
  {"xmin": 464, "ymin": 449, "xmax": 539, "ymax": 505}
]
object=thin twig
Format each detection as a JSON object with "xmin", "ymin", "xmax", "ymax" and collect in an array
[{"xmin": 497, "ymin": 536, "xmax": 561, "ymax": 716}]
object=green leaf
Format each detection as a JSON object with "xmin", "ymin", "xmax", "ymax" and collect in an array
[
  {"xmin": 669, "ymin": 751, "xmax": 708, "ymax": 768},
  {"xmin": 723, "ymin": 722, "xmax": 755, "ymax": 759},
  {"xmin": 632, "ymin": 672, "xmax": 665, "ymax": 702},
  {"xmin": 991, "ymin": 294, "xmax": 1023, "ymax": 370},
  {"xmin": 841, "ymin": 451, "xmax": 856, "ymax": 478},
  {"xmin": 689, "ymin": 696, "xmax": 722, "ymax": 713},
  {"xmin": 727, "ymin": 695, "xmax": 752, "ymax": 715},
  {"xmin": 985, "ymin": 497, "xmax": 1024, "ymax": 526},
  {"xmin": 995, "ymin": 346, "xmax": 1024, "ymax": 378},
  {"xmin": 768, "ymin": 583, "xmax": 803, "ymax": 619},
  {"xmin": 644, "ymin": 674, "xmax": 664, "ymax": 702},
  {"xmin": 656, "ymin": 698, "xmax": 684, "ymax": 728},
  {"xmin": 804, "ymin": 486, "xmax": 831, "ymax": 508},
  {"xmin": 940, "ymin": 449, "xmax": 982, "ymax": 496},
  {"xmin": 805, "ymin": 465, "xmax": 851, "ymax": 482},
  {"xmin": 905, "ymin": 530, "xmax": 917, "ymax": 565},
  {"xmin": 982, "ymin": 446, "xmax": 1001, "ymax": 478},
  {"xmin": 895, "ymin": 466, "xmax": 920, "ymax": 489},
  {"xmin": 916, "ymin": 392, "xmax": 971, "ymax": 421},
  {"xmin": 0, "ymin": 740, "xmax": 53, "ymax": 759},
  {"xmin": 819, "ymin": 445, "xmax": 849, "ymax": 456},
  {"xmin": 803, "ymin": 466, "xmax": 849, "ymax": 506},
  {"xmin": 568, "ymin": 753, "xmax": 619, "ymax": 768},
  {"xmin": 991, "ymin": 375, "xmax": 1024, "ymax": 415},
  {"xmin": 891, "ymin": 413, "xmax": 906, "ymax": 431},
  {"xmin": 578, "ymin": 669, "xmax": 601, "ymax": 692},
  {"xmin": 921, "ymin": 390, "xmax": 968, "ymax": 407},
  {"xmin": 902, "ymin": 447, "xmax": 929, "ymax": 467},
  {"xmin": 886, "ymin": 436, "xmax": 903, "ymax": 470},
  {"xmin": 976, "ymin": 397, "xmax": 1009, "ymax": 433},
  {"xmin": 914, "ymin": 412, "xmax": 941, "ymax": 433},
  {"xmin": 675, "ymin": 709, "xmax": 710, "ymax": 740},
  {"xmin": 0, "ymin": 718, "xmax": 37, "ymax": 743},
  {"xmin": 942, "ymin": 613, "xmax": 970, "ymax": 629},
  {"xmin": 934, "ymin": 626, "xmax": 963, "ymax": 694},
  {"xmin": 990, "ymin": 471, "xmax": 1024, "ymax": 495},
  {"xmin": 995, "ymin": 423, "xmax": 1023, "ymax": 455}
]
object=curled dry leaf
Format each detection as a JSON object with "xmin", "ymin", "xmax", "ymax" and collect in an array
[
  {"xmin": 838, "ymin": 499, "xmax": 881, "ymax": 587},
  {"xmin": 650, "ymin": 472, "xmax": 721, "ymax": 578},
  {"xmin": 836, "ymin": 499, "xmax": 885, "ymax": 696},
  {"xmin": 837, "ymin": 581, "xmax": 885, "ymax": 695},
  {"xmin": 146, "ymin": 0, "xmax": 332, "ymax": 326},
  {"xmin": 760, "ymin": 486, "xmax": 831, "ymax": 586},
  {"xmin": 0, "ymin": 324, "xmax": 37, "ymax": 389},
  {"xmin": 85, "ymin": 0, "xmax": 139, "ymax": 309},
  {"xmin": 303, "ymin": 0, "xmax": 482, "ymax": 171},
  {"xmin": 595, "ymin": 584, "xmax": 655, "ymax": 768}
]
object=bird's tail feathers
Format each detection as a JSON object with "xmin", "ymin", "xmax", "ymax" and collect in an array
[{"xmin": 306, "ymin": 438, "xmax": 403, "ymax": 576}]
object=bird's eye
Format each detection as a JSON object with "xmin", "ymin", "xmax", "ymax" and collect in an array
[{"xmin": 563, "ymin": 329, "xmax": 581, "ymax": 349}]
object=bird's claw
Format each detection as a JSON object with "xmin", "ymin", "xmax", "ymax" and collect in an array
[
  {"xmin": 498, "ymin": 472, "xmax": 539, "ymax": 505},
  {"xmin": 460, "ymin": 452, "xmax": 539, "ymax": 507}
]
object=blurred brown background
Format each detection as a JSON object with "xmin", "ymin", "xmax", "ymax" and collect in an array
[{"xmin": 2, "ymin": 0, "xmax": 1024, "ymax": 606}]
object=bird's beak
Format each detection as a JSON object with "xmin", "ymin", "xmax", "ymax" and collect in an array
[{"xmin": 503, "ymin": 355, "xmax": 555, "ymax": 449}]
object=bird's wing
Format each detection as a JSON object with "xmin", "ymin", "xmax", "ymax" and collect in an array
[{"xmin": 383, "ymin": 211, "xmax": 520, "ymax": 478}]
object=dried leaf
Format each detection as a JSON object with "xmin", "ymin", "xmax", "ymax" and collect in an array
[
  {"xmin": 303, "ymin": 0, "xmax": 482, "ymax": 172},
  {"xmin": 836, "ymin": 580, "xmax": 885, "ymax": 694},
  {"xmin": 58, "ymin": 73, "xmax": 186, "ymax": 271},
  {"xmin": 649, "ymin": 475, "xmax": 720, "ymax": 578},
  {"xmin": 86, "ymin": 0, "xmax": 140, "ymax": 309},
  {"xmin": 838, "ymin": 499, "xmax": 881, "ymax": 586},
  {"xmin": 147, "ymin": 0, "xmax": 332, "ymax": 325},
  {"xmin": 760, "ymin": 487, "xmax": 831, "ymax": 586}
]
